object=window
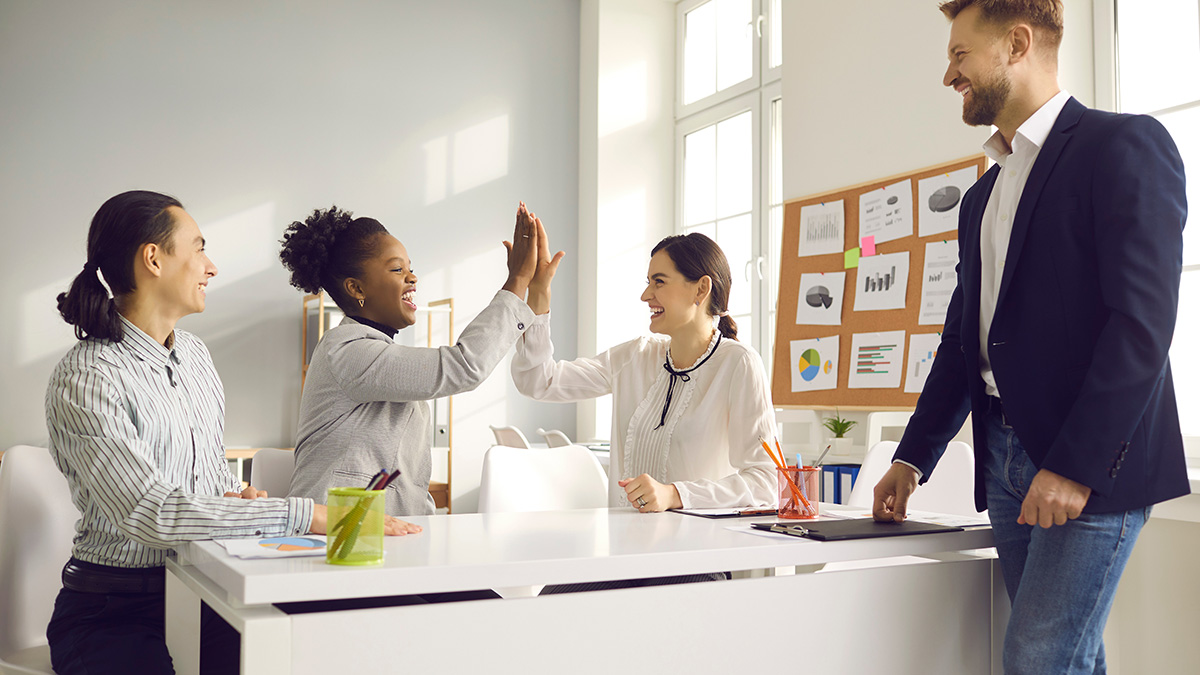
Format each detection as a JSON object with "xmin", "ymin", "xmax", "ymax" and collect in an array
[
  {"xmin": 1110, "ymin": 0, "xmax": 1200, "ymax": 451},
  {"xmin": 676, "ymin": 0, "xmax": 782, "ymax": 365}
]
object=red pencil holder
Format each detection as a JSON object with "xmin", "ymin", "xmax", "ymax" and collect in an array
[{"xmin": 777, "ymin": 466, "xmax": 820, "ymax": 519}]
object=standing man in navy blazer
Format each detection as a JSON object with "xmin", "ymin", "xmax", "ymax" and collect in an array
[{"xmin": 872, "ymin": 1, "xmax": 1189, "ymax": 672}]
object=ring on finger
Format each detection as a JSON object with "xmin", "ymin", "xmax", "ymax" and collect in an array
[{"xmin": 636, "ymin": 497, "xmax": 647, "ymax": 507}]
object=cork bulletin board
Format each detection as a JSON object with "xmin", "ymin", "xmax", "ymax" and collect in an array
[{"xmin": 772, "ymin": 155, "xmax": 987, "ymax": 410}]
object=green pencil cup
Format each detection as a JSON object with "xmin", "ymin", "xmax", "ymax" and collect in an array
[{"xmin": 326, "ymin": 487, "xmax": 386, "ymax": 566}]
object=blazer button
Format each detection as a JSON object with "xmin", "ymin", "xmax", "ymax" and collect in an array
[{"xmin": 1109, "ymin": 468, "xmax": 1118, "ymax": 478}]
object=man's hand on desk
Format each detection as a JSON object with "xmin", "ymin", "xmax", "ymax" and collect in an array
[
  {"xmin": 872, "ymin": 462, "xmax": 919, "ymax": 523},
  {"xmin": 225, "ymin": 485, "xmax": 268, "ymax": 499},
  {"xmin": 1018, "ymin": 469, "xmax": 1091, "ymax": 528},
  {"xmin": 306, "ymin": 504, "xmax": 423, "ymax": 536},
  {"xmin": 619, "ymin": 474, "xmax": 682, "ymax": 512}
]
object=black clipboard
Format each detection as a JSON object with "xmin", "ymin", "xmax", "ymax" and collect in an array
[{"xmin": 751, "ymin": 518, "xmax": 964, "ymax": 541}]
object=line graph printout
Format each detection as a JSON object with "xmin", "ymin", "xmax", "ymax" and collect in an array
[
  {"xmin": 797, "ymin": 200, "xmax": 845, "ymax": 258},
  {"xmin": 904, "ymin": 333, "xmax": 943, "ymax": 393},
  {"xmin": 848, "ymin": 330, "xmax": 905, "ymax": 389}
]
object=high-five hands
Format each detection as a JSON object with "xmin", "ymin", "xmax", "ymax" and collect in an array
[
  {"xmin": 619, "ymin": 473, "xmax": 683, "ymax": 512},
  {"xmin": 502, "ymin": 202, "xmax": 540, "ymax": 298}
]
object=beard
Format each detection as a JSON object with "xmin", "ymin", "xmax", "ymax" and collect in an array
[{"xmin": 962, "ymin": 66, "xmax": 1012, "ymax": 127}]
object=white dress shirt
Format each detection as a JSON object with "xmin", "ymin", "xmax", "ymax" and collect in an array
[
  {"xmin": 45, "ymin": 317, "xmax": 312, "ymax": 568},
  {"xmin": 978, "ymin": 89, "xmax": 1072, "ymax": 398},
  {"xmin": 511, "ymin": 314, "xmax": 777, "ymax": 509}
]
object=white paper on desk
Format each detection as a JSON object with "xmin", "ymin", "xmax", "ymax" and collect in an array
[
  {"xmin": 848, "ymin": 330, "xmax": 905, "ymax": 390},
  {"xmin": 789, "ymin": 336, "xmax": 839, "ymax": 392},
  {"xmin": 917, "ymin": 167, "xmax": 977, "ymax": 237},
  {"xmin": 904, "ymin": 333, "xmax": 943, "ymax": 393},
  {"xmin": 218, "ymin": 536, "xmax": 327, "ymax": 559},
  {"xmin": 797, "ymin": 200, "xmax": 845, "ymax": 257},
  {"xmin": 854, "ymin": 251, "xmax": 909, "ymax": 312},
  {"xmin": 795, "ymin": 272, "xmax": 845, "ymax": 326},
  {"xmin": 859, "ymin": 180, "xmax": 913, "ymax": 244},
  {"xmin": 918, "ymin": 240, "xmax": 958, "ymax": 325}
]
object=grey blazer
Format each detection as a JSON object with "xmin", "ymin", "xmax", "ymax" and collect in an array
[{"xmin": 288, "ymin": 290, "xmax": 534, "ymax": 515}]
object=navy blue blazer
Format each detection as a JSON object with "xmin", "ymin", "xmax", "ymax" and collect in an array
[{"xmin": 894, "ymin": 97, "xmax": 1190, "ymax": 513}]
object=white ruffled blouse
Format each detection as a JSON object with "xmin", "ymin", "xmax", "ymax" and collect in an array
[{"xmin": 511, "ymin": 314, "xmax": 778, "ymax": 509}]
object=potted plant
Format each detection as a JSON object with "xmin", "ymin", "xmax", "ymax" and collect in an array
[{"xmin": 821, "ymin": 409, "xmax": 857, "ymax": 458}]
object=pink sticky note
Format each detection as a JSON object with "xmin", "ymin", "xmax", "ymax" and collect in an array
[{"xmin": 861, "ymin": 235, "xmax": 876, "ymax": 257}]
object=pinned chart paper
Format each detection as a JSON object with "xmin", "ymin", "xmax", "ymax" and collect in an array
[
  {"xmin": 854, "ymin": 251, "xmax": 909, "ymax": 311},
  {"xmin": 789, "ymin": 336, "xmax": 839, "ymax": 392},
  {"xmin": 859, "ymin": 180, "xmax": 913, "ymax": 244},
  {"xmin": 848, "ymin": 330, "xmax": 905, "ymax": 389},
  {"xmin": 917, "ymin": 167, "xmax": 977, "ymax": 237},
  {"xmin": 904, "ymin": 333, "xmax": 943, "ymax": 393},
  {"xmin": 918, "ymin": 240, "xmax": 959, "ymax": 325},
  {"xmin": 795, "ymin": 272, "xmax": 846, "ymax": 326},
  {"xmin": 797, "ymin": 200, "xmax": 845, "ymax": 257}
]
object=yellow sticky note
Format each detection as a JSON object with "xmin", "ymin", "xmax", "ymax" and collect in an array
[{"xmin": 844, "ymin": 247, "xmax": 860, "ymax": 269}]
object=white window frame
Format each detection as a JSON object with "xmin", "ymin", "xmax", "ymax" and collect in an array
[{"xmin": 675, "ymin": 0, "xmax": 781, "ymax": 362}]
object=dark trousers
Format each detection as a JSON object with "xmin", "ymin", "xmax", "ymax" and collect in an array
[{"xmin": 47, "ymin": 587, "xmax": 239, "ymax": 674}]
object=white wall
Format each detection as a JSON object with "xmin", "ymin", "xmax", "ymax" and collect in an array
[
  {"xmin": 576, "ymin": 0, "xmax": 676, "ymax": 442},
  {"xmin": 0, "ymin": 0, "xmax": 580, "ymax": 512}
]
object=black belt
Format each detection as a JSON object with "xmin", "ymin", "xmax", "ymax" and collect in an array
[{"xmin": 62, "ymin": 558, "xmax": 165, "ymax": 594}]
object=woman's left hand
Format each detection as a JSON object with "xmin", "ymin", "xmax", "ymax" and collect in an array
[
  {"xmin": 225, "ymin": 485, "xmax": 268, "ymax": 499},
  {"xmin": 619, "ymin": 474, "xmax": 682, "ymax": 512}
]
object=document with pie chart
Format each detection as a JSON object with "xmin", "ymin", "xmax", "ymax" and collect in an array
[
  {"xmin": 789, "ymin": 336, "xmax": 839, "ymax": 393},
  {"xmin": 795, "ymin": 272, "xmax": 845, "ymax": 326},
  {"xmin": 917, "ymin": 166, "xmax": 976, "ymax": 237}
]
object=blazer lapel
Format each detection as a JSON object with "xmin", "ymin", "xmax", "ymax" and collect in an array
[
  {"xmin": 960, "ymin": 166, "xmax": 997, "ymax": 364},
  {"xmin": 994, "ymin": 97, "xmax": 1084, "ymax": 311}
]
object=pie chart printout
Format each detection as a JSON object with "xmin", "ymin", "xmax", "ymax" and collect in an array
[
  {"xmin": 805, "ymin": 286, "xmax": 833, "ymax": 309},
  {"xmin": 258, "ymin": 537, "xmax": 324, "ymax": 552},
  {"xmin": 928, "ymin": 185, "xmax": 962, "ymax": 213},
  {"xmin": 798, "ymin": 348, "xmax": 823, "ymax": 382}
]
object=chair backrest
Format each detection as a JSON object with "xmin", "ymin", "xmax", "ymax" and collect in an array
[
  {"xmin": 846, "ymin": 441, "xmax": 899, "ymax": 509},
  {"xmin": 846, "ymin": 440, "xmax": 981, "ymax": 518},
  {"xmin": 249, "ymin": 448, "xmax": 295, "ymax": 498},
  {"xmin": 478, "ymin": 445, "xmax": 608, "ymax": 513},
  {"xmin": 0, "ymin": 446, "xmax": 79, "ymax": 673},
  {"xmin": 535, "ymin": 428, "xmax": 573, "ymax": 448},
  {"xmin": 865, "ymin": 411, "xmax": 913, "ymax": 451},
  {"xmin": 489, "ymin": 425, "xmax": 531, "ymax": 449}
]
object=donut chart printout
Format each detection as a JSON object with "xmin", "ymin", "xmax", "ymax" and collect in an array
[{"xmin": 795, "ymin": 272, "xmax": 846, "ymax": 326}]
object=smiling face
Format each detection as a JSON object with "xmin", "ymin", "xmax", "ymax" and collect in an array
[
  {"xmin": 943, "ymin": 5, "xmax": 1013, "ymax": 127},
  {"xmin": 346, "ymin": 233, "xmax": 419, "ymax": 330},
  {"xmin": 157, "ymin": 207, "xmax": 218, "ymax": 317},
  {"xmin": 639, "ymin": 250, "xmax": 709, "ymax": 338}
]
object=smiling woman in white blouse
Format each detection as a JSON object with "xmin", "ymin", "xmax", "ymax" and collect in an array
[{"xmin": 512, "ymin": 232, "xmax": 777, "ymax": 513}]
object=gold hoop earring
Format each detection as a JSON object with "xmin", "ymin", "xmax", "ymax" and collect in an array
[{"xmin": 358, "ymin": 298, "xmax": 365, "ymax": 308}]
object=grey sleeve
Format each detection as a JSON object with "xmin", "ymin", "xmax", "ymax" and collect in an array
[{"xmin": 330, "ymin": 290, "xmax": 536, "ymax": 403}]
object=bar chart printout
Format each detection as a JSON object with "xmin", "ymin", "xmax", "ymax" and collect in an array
[
  {"xmin": 904, "ymin": 333, "xmax": 943, "ymax": 393},
  {"xmin": 848, "ymin": 330, "xmax": 905, "ymax": 389},
  {"xmin": 854, "ymin": 251, "xmax": 909, "ymax": 311},
  {"xmin": 797, "ymin": 200, "xmax": 845, "ymax": 257}
]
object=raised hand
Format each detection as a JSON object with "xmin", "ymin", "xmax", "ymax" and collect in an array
[
  {"xmin": 502, "ymin": 202, "xmax": 539, "ymax": 298},
  {"xmin": 527, "ymin": 214, "xmax": 565, "ymax": 315}
]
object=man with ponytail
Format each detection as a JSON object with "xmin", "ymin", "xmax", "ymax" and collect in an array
[{"xmin": 44, "ymin": 191, "xmax": 415, "ymax": 674}]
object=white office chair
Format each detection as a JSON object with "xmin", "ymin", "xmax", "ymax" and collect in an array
[
  {"xmin": 249, "ymin": 448, "xmax": 296, "ymax": 498},
  {"xmin": 478, "ymin": 445, "xmax": 608, "ymax": 513},
  {"xmin": 0, "ymin": 446, "xmax": 80, "ymax": 675},
  {"xmin": 847, "ymin": 440, "xmax": 982, "ymax": 519},
  {"xmin": 489, "ymin": 425, "xmax": 531, "ymax": 449},
  {"xmin": 535, "ymin": 428, "xmax": 573, "ymax": 448},
  {"xmin": 865, "ymin": 411, "xmax": 913, "ymax": 451}
]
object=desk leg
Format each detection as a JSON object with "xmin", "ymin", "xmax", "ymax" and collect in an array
[
  {"xmin": 165, "ymin": 569, "xmax": 202, "ymax": 675},
  {"xmin": 239, "ymin": 612, "xmax": 292, "ymax": 674},
  {"xmin": 991, "ymin": 557, "xmax": 1011, "ymax": 675}
]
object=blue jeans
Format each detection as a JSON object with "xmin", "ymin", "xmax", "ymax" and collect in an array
[{"xmin": 983, "ymin": 399, "xmax": 1150, "ymax": 674}]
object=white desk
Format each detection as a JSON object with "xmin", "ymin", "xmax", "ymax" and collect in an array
[{"xmin": 166, "ymin": 508, "xmax": 1002, "ymax": 674}]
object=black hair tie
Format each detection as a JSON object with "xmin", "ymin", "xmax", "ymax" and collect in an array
[
  {"xmin": 82, "ymin": 261, "xmax": 98, "ymax": 274},
  {"xmin": 654, "ymin": 333, "xmax": 722, "ymax": 430}
]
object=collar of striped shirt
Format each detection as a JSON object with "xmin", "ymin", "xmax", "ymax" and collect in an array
[{"xmin": 117, "ymin": 316, "xmax": 180, "ymax": 368}]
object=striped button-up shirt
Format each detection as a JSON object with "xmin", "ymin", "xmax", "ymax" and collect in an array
[{"xmin": 46, "ymin": 316, "xmax": 312, "ymax": 568}]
